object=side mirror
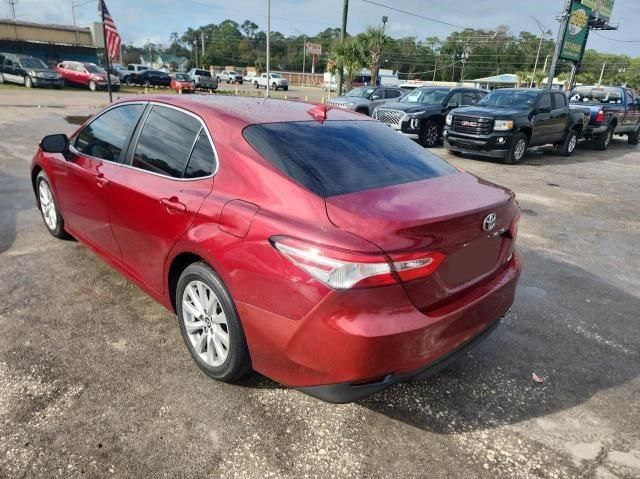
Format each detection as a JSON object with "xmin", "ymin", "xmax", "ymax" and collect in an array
[
  {"xmin": 40, "ymin": 134, "xmax": 69, "ymax": 154},
  {"xmin": 371, "ymin": 94, "xmax": 380, "ymax": 100},
  {"xmin": 448, "ymin": 102, "xmax": 459, "ymax": 108}
]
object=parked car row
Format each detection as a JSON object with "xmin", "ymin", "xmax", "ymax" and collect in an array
[
  {"xmin": 0, "ymin": 53, "xmax": 63, "ymax": 88},
  {"xmin": 353, "ymin": 85, "xmax": 640, "ymax": 164}
]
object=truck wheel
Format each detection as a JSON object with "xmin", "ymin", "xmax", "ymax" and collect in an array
[
  {"xmin": 628, "ymin": 128, "xmax": 639, "ymax": 145},
  {"xmin": 559, "ymin": 130, "xmax": 578, "ymax": 157},
  {"xmin": 593, "ymin": 127, "xmax": 613, "ymax": 151},
  {"xmin": 419, "ymin": 120, "xmax": 440, "ymax": 148},
  {"xmin": 506, "ymin": 133, "xmax": 528, "ymax": 164},
  {"xmin": 126, "ymin": 76, "xmax": 134, "ymax": 86},
  {"xmin": 272, "ymin": 82, "xmax": 278, "ymax": 91},
  {"xmin": 254, "ymin": 81, "xmax": 259, "ymax": 89}
]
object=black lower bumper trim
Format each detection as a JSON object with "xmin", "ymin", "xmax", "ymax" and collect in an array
[{"xmin": 297, "ymin": 313, "xmax": 507, "ymax": 403}]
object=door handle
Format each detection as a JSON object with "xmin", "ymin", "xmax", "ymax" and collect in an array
[
  {"xmin": 160, "ymin": 197, "xmax": 187, "ymax": 213},
  {"xmin": 96, "ymin": 174, "xmax": 109, "ymax": 187}
]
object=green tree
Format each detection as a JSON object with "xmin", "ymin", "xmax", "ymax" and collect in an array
[
  {"xmin": 362, "ymin": 26, "xmax": 386, "ymax": 85},
  {"xmin": 329, "ymin": 37, "xmax": 366, "ymax": 90}
]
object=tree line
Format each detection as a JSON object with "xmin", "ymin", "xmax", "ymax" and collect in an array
[{"xmin": 121, "ymin": 19, "xmax": 640, "ymax": 88}]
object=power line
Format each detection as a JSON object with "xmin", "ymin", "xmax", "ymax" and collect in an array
[
  {"xmin": 592, "ymin": 31, "xmax": 640, "ymax": 44},
  {"xmin": 359, "ymin": 0, "xmax": 469, "ymax": 29}
]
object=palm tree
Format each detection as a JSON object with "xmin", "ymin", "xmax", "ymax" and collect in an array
[
  {"xmin": 362, "ymin": 26, "xmax": 386, "ymax": 86},
  {"xmin": 329, "ymin": 37, "xmax": 366, "ymax": 91}
]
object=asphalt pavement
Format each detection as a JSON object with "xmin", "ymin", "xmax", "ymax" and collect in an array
[{"xmin": 0, "ymin": 88, "xmax": 639, "ymax": 478}]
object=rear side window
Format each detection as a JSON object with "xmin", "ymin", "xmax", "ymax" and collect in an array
[
  {"xmin": 184, "ymin": 130, "xmax": 216, "ymax": 178},
  {"xmin": 243, "ymin": 120, "xmax": 457, "ymax": 197},
  {"xmin": 385, "ymin": 89, "xmax": 402, "ymax": 99},
  {"xmin": 74, "ymin": 104, "xmax": 144, "ymax": 162},
  {"xmin": 553, "ymin": 92, "xmax": 567, "ymax": 109},
  {"xmin": 132, "ymin": 106, "xmax": 206, "ymax": 178}
]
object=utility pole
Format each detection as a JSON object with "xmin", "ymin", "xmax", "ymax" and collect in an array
[
  {"xmin": 337, "ymin": 0, "xmax": 349, "ymax": 96},
  {"xmin": 546, "ymin": 0, "xmax": 572, "ymax": 89},
  {"xmin": 8, "ymin": 0, "xmax": 17, "ymax": 21},
  {"xmin": 459, "ymin": 47, "xmax": 470, "ymax": 84},
  {"xmin": 194, "ymin": 42, "xmax": 197, "ymax": 68},
  {"xmin": 266, "ymin": 0, "xmax": 270, "ymax": 98},
  {"xmin": 302, "ymin": 38, "xmax": 306, "ymax": 87},
  {"xmin": 433, "ymin": 55, "xmax": 437, "ymax": 82},
  {"xmin": 598, "ymin": 61, "xmax": 606, "ymax": 85},
  {"xmin": 201, "ymin": 31, "xmax": 205, "ymax": 62},
  {"xmin": 70, "ymin": 1, "xmax": 79, "ymax": 44},
  {"xmin": 530, "ymin": 17, "xmax": 548, "ymax": 87}
]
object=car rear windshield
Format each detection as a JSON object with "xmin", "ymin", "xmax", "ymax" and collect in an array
[
  {"xmin": 196, "ymin": 70, "xmax": 211, "ymax": 77},
  {"xmin": 243, "ymin": 120, "xmax": 457, "ymax": 197},
  {"xmin": 569, "ymin": 87, "xmax": 623, "ymax": 104}
]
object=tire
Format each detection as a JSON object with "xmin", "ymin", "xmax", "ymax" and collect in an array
[
  {"xmin": 355, "ymin": 107, "xmax": 369, "ymax": 116},
  {"xmin": 36, "ymin": 171, "xmax": 70, "ymax": 239},
  {"xmin": 126, "ymin": 76, "xmax": 134, "ymax": 86},
  {"xmin": 88, "ymin": 80, "xmax": 97, "ymax": 92},
  {"xmin": 24, "ymin": 76, "xmax": 33, "ymax": 88},
  {"xmin": 628, "ymin": 128, "xmax": 639, "ymax": 145},
  {"xmin": 283, "ymin": 86, "xmax": 288, "ymax": 91},
  {"xmin": 420, "ymin": 119, "xmax": 440, "ymax": 148},
  {"xmin": 272, "ymin": 82, "xmax": 278, "ymax": 90},
  {"xmin": 506, "ymin": 132, "xmax": 528, "ymax": 164},
  {"xmin": 0, "ymin": 73, "xmax": 5, "ymax": 84},
  {"xmin": 254, "ymin": 81, "xmax": 259, "ymax": 89},
  {"xmin": 176, "ymin": 262, "xmax": 251, "ymax": 382},
  {"xmin": 593, "ymin": 126, "xmax": 613, "ymax": 151},
  {"xmin": 559, "ymin": 130, "xmax": 578, "ymax": 157},
  {"xmin": 143, "ymin": 79, "xmax": 151, "ymax": 88},
  {"xmin": 448, "ymin": 150, "xmax": 463, "ymax": 157}
]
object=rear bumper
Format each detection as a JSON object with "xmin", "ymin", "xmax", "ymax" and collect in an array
[
  {"xmin": 444, "ymin": 128, "xmax": 513, "ymax": 158},
  {"xmin": 237, "ymin": 252, "xmax": 522, "ymax": 401}
]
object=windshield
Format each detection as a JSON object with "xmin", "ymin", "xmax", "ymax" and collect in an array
[
  {"xmin": 400, "ymin": 88, "xmax": 449, "ymax": 105},
  {"xmin": 569, "ymin": 87, "xmax": 623, "ymax": 104},
  {"xmin": 227, "ymin": 71, "xmax": 238, "ymax": 75},
  {"xmin": 20, "ymin": 58, "xmax": 48, "ymax": 69},
  {"xmin": 270, "ymin": 73, "xmax": 281, "ymax": 78},
  {"xmin": 175, "ymin": 73, "xmax": 189, "ymax": 81},
  {"xmin": 346, "ymin": 87, "xmax": 375, "ymax": 98},
  {"xmin": 479, "ymin": 90, "xmax": 539, "ymax": 108},
  {"xmin": 243, "ymin": 120, "xmax": 456, "ymax": 197},
  {"xmin": 85, "ymin": 64, "xmax": 105, "ymax": 74}
]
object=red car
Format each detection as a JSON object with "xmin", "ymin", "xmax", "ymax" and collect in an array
[
  {"xmin": 31, "ymin": 96, "xmax": 522, "ymax": 402},
  {"xmin": 56, "ymin": 61, "xmax": 120, "ymax": 92},
  {"xmin": 170, "ymin": 73, "xmax": 196, "ymax": 93}
]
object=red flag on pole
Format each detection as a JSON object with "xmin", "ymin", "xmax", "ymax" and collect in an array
[{"xmin": 98, "ymin": 0, "xmax": 121, "ymax": 60}]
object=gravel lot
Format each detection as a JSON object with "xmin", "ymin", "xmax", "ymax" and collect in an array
[{"xmin": 0, "ymin": 88, "xmax": 639, "ymax": 479}]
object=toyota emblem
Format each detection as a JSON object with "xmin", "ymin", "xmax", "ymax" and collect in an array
[{"xmin": 483, "ymin": 213, "xmax": 497, "ymax": 232}]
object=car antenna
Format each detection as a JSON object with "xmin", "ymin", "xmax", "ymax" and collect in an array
[{"xmin": 307, "ymin": 104, "xmax": 332, "ymax": 123}]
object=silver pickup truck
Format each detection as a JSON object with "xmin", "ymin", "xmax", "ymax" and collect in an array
[{"xmin": 187, "ymin": 68, "xmax": 218, "ymax": 91}]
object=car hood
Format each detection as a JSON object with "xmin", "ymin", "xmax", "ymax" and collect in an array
[
  {"xmin": 376, "ymin": 101, "xmax": 441, "ymax": 114},
  {"xmin": 28, "ymin": 68, "xmax": 56, "ymax": 74},
  {"xmin": 453, "ymin": 106, "xmax": 528, "ymax": 118}
]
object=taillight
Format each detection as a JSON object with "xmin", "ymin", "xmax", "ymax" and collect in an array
[
  {"xmin": 595, "ymin": 110, "xmax": 605, "ymax": 124},
  {"xmin": 270, "ymin": 236, "xmax": 444, "ymax": 289}
]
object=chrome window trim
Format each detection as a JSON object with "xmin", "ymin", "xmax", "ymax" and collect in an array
[{"xmin": 70, "ymin": 100, "xmax": 219, "ymax": 182}]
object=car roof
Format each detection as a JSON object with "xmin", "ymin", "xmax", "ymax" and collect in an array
[{"xmin": 117, "ymin": 95, "xmax": 371, "ymax": 126}]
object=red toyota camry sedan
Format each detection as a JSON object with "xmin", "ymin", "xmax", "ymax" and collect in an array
[{"xmin": 31, "ymin": 96, "xmax": 521, "ymax": 402}]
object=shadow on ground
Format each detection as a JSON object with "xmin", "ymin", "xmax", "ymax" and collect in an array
[{"xmin": 0, "ymin": 170, "xmax": 34, "ymax": 253}]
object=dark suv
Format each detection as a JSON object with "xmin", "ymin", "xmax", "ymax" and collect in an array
[
  {"xmin": 0, "ymin": 53, "xmax": 63, "ymax": 89},
  {"xmin": 372, "ymin": 87, "xmax": 486, "ymax": 147}
]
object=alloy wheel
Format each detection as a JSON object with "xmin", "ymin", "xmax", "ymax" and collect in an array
[
  {"xmin": 38, "ymin": 180, "xmax": 57, "ymax": 231},
  {"xmin": 424, "ymin": 123, "xmax": 438, "ymax": 146},
  {"xmin": 514, "ymin": 138, "xmax": 526, "ymax": 160},
  {"xmin": 89, "ymin": 80, "xmax": 96, "ymax": 91},
  {"xmin": 181, "ymin": 280, "xmax": 230, "ymax": 367},
  {"xmin": 568, "ymin": 134, "xmax": 577, "ymax": 153},
  {"xmin": 605, "ymin": 130, "xmax": 612, "ymax": 147}
]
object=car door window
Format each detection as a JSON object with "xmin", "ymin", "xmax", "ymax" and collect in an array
[
  {"xmin": 447, "ymin": 92, "xmax": 462, "ymax": 107},
  {"xmin": 132, "ymin": 106, "xmax": 202, "ymax": 178},
  {"xmin": 537, "ymin": 93, "xmax": 551, "ymax": 111},
  {"xmin": 626, "ymin": 91, "xmax": 634, "ymax": 107},
  {"xmin": 552, "ymin": 92, "xmax": 567, "ymax": 110},
  {"xmin": 462, "ymin": 92, "xmax": 477, "ymax": 105},
  {"xmin": 385, "ymin": 89, "xmax": 401, "ymax": 99},
  {"xmin": 74, "ymin": 104, "xmax": 145, "ymax": 162}
]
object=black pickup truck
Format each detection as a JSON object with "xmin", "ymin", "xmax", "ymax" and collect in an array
[
  {"xmin": 569, "ymin": 85, "xmax": 640, "ymax": 149},
  {"xmin": 444, "ymin": 88, "xmax": 589, "ymax": 164},
  {"xmin": 373, "ymin": 86, "xmax": 487, "ymax": 147}
]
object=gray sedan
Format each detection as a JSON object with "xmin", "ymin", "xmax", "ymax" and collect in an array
[{"xmin": 327, "ymin": 86, "xmax": 404, "ymax": 116}]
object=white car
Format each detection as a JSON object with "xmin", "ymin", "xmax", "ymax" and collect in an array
[
  {"xmin": 217, "ymin": 70, "xmax": 243, "ymax": 84},
  {"xmin": 254, "ymin": 72, "xmax": 288, "ymax": 91}
]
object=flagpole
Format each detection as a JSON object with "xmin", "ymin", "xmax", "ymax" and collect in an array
[{"xmin": 100, "ymin": 0, "xmax": 113, "ymax": 103}]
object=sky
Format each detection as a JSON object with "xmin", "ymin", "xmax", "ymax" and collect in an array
[{"xmin": 2, "ymin": 0, "xmax": 639, "ymax": 57}]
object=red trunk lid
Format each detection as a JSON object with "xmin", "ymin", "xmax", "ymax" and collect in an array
[{"xmin": 324, "ymin": 172, "xmax": 519, "ymax": 311}]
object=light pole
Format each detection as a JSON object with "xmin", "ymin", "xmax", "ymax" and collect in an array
[{"xmin": 266, "ymin": 0, "xmax": 270, "ymax": 98}]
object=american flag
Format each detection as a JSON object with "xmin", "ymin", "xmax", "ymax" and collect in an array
[{"xmin": 98, "ymin": 0, "xmax": 121, "ymax": 60}]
